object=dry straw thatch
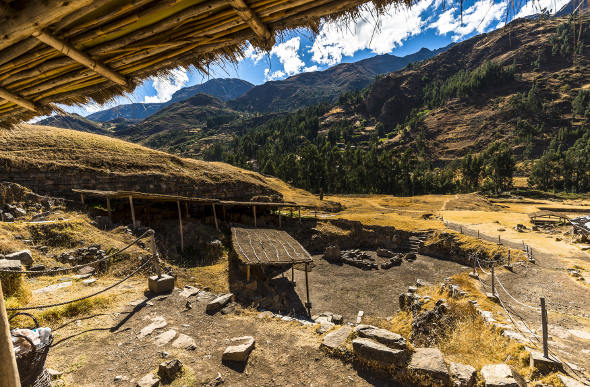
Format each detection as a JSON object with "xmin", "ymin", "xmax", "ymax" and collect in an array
[{"xmin": 0, "ymin": 0, "xmax": 407, "ymax": 126}]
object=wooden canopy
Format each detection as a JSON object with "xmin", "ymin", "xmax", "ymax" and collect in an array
[
  {"xmin": 0, "ymin": 0, "xmax": 404, "ymax": 126},
  {"xmin": 528, "ymin": 210, "xmax": 569, "ymax": 224},
  {"xmin": 232, "ymin": 227, "xmax": 313, "ymax": 266}
]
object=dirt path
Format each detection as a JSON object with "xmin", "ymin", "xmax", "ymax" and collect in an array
[
  {"xmin": 292, "ymin": 251, "xmax": 467, "ymax": 321},
  {"xmin": 46, "ymin": 289, "xmax": 394, "ymax": 386},
  {"xmin": 445, "ymin": 222, "xmax": 590, "ymax": 374}
]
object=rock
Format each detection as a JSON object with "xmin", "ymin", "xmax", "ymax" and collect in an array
[
  {"xmin": 29, "ymin": 264, "xmax": 45, "ymax": 271},
  {"xmin": 321, "ymin": 326, "xmax": 352, "ymax": 352},
  {"xmin": 0, "ymin": 259, "xmax": 21, "ymax": 271},
  {"xmin": 179, "ymin": 285, "xmax": 200, "ymax": 298},
  {"xmin": 33, "ymin": 281, "xmax": 72, "ymax": 294},
  {"xmin": 558, "ymin": 374, "xmax": 586, "ymax": 387},
  {"xmin": 408, "ymin": 286, "xmax": 418, "ymax": 293},
  {"xmin": 332, "ymin": 314, "xmax": 343, "ymax": 324},
  {"xmin": 206, "ymin": 293, "xmax": 233, "ymax": 314},
  {"xmin": 352, "ymin": 338, "xmax": 407, "ymax": 366},
  {"xmin": 410, "ymin": 302, "xmax": 449, "ymax": 346},
  {"xmin": 3, "ymin": 212, "xmax": 14, "ymax": 222},
  {"xmin": 154, "ymin": 329, "xmax": 177, "ymax": 346},
  {"xmin": 172, "ymin": 334, "xmax": 196, "ymax": 350},
  {"xmin": 77, "ymin": 266, "xmax": 95, "ymax": 275},
  {"xmin": 256, "ymin": 311, "xmax": 274, "ymax": 319},
  {"xmin": 404, "ymin": 253, "xmax": 417, "ymax": 261},
  {"xmin": 138, "ymin": 316, "xmax": 167, "ymax": 339},
  {"xmin": 158, "ymin": 359, "xmax": 182, "ymax": 383},
  {"xmin": 356, "ymin": 310, "xmax": 364, "ymax": 324},
  {"xmin": 399, "ymin": 292, "xmax": 421, "ymax": 311},
  {"xmin": 449, "ymin": 362, "xmax": 476, "ymax": 387},
  {"xmin": 416, "ymin": 279, "xmax": 431, "ymax": 288},
  {"xmin": 356, "ymin": 326, "xmax": 407, "ymax": 350},
  {"xmin": 46, "ymin": 368, "xmax": 62, "ymax": 379},
  {"xmin": 323, "ymin": 245, "xmax": 341, "ymax": 261},
  {"xmin": 222, "ymin": 336, "xmax": 255, "ymax": 363},
  {"xmin": 316, "ymin": 321, "xmax": 335, "ymax": 334},
  {"xmin": 408, "ymin": 347, "xmax": 450, "ymax": 386},
  {"xmin": 82, "ymin": 278, "xmax": 96, "ymax": 285},
  {"xmin": 480, "ymin": 364, "xmax": 523, "ymax": 387},
  {"xmin": 113, "ymin": 375, "xmax": 128, "ymax": 383},
  {"xmin": 136, "ymin": 373, "xmax": 160, "ymax": 387},
  {"xmin": 376, "ymin": 248, "xmax": 394, "ymax": 258},
  {"xmin": 529, "ymin": 350, "xmax": 562, "ymax": 374},
  {"xmin": 5, "ymin": 250, "xmax": 33, "ymax": 266}
]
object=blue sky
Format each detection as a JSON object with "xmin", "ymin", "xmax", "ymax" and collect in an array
[{"xmin": 63, "ymin": 0, "xmax": 567, "ymax": 116}]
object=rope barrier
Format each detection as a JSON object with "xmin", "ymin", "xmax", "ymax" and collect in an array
[
  {"xmin": 494, "ymin": 275, "xmax": 541, "ymax": 311},
  {"xmin": 7, "ymin": 259, "xmax": 151, "ymax": 311},
  {"xmin": 0, "ymin": 230, "xmax": 153, "ymax": 275},
  {"xmin": 476, "ymin": 259, "xmax": 490, "ymax": 275}
]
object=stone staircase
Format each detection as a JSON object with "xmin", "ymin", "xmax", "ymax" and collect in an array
[{"xmin": 399, "ymin": 233, "xmax": 429, "ymax": 253}]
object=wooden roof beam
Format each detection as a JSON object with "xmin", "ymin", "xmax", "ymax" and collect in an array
[
  {"xmin": 229, "ymin": 0, "xmax": 274, "ymax": 47},
  {"xmin": 0, "ymin": 87, "xmax": 38, "ymax": 112},
  {"xmin": 32, "ymin": 30, "xmax": 127, "ymax": 86}
]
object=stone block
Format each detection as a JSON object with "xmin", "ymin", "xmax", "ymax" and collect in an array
[
  {"xmin": 352, "ymin": 338, "xmax": 407, "ymax": 366},
  {"xmin": 408, "ymin": 347, "xmax": 450, "ymax": 386},
  {"xmin": 5, "ymin": 250, "xmax": 33, "ymax": 266},
  {"xmin": 136, "ymin": 373, "xmax": 160, "ymax": 387},
  {"xmin": 222, "ymin": 336, "xmax": 255, "ymax": 363},
  {"xmin": 480, "ymin": 364, "xmax": 524, "ymax": 387},
  {"xmin": 558, "ymin": 374, "xmax": 586, "ymax": 387},
  {"xmin": 158, "ymin": 359, "xmax": 182, "ymax": 383},
  {"xmin": 321, "ymin": 326, "xmax": 352, "ymax": 352},
  {"xmin": 356, "ymin": 326, "xmax": 407, "ymax": 350},
  {"xmin": 529, "ymin": 350, "xmax": 562, "ymax": 374},
  {"xmin": 148, "ymin": 275, "xmax": 175, "ymax": 294},
  {"xmin": 0, "ymin": 259, "xmax": 21, "ymax": 271},
  {"xmin": 172, "ymin": 334, "xmax": 196, "ymax": 350},
  {"xmin": 206, "ymin": 293, "xmax": 233, "ymax": 314},
  {"xmin": 450, "ymin": 362, "xmax": 476, "ymax": 387}
]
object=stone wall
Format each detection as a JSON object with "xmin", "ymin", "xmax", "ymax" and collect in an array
[{"xmin": 0, "ymin": 165, "xmax": 278, "ymax": 201}]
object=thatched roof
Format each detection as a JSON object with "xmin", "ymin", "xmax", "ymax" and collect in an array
[
  {"xmin": 232, "ymin": 227, "xmax": 313, "ymax": 265},
  {"xmin": 0, "ymin": 0, "xmax": 404, "ymax": 126}
]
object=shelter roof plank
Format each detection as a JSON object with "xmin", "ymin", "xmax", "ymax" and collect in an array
[{"xmin": 231, "ymin": 227, "xmax": 313, "ymax": 266}]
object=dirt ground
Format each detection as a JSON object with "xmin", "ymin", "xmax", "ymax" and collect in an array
[
  {"xmin": 45, "ymin": 287, "xmax": 395, "ymax": 387},
  {"xmin": 292, "ymin": 251, "xmax": 468, "ymax": 322}
]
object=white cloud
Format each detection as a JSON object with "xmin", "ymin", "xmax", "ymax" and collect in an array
[
  {"xmin": 430, "ymin": 0, "xmax": 507, "ymax": 41},
  {"xmin": 244, "ymin": 43, "xmax": 266, "ymax": 64},
  {"xmin": 303, "ymin": 65, "xmax": 319, "ymax": 72},
  {"xmin": 144, "ymin": 68, "xmax": 189, "ymax": 103},
  {"xmin": 271, "ymin": 37, "xmax": 306, "ymax": 76},
  {"xmin": 513, "ymin": 0, "xmax": 569, "ymax": 18},
  {"xmin": 310, "ymin": 0, "xmax": 433, "ymax": 66},
  {"xmin": 264, "ymin": 68, "xmax": 286, "ymax": 81}
]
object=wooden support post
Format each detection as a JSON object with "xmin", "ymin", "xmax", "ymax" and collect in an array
[
  {"xmin": 129, "ymin": 195, "xmax": 136, "ymax": 228},
  {"xmin": 184, "ymin": 201, "xmax": 190, "ymax": 218},
  {"xmin": 0, "ymin": 283, "xmax": 21, "ymax": 387},
  {"xmin": 222, "ymin": 206, "xmax": 227, "ymax": 223},
  {"xmin": 246, "ymin": 265, "xmax": 250, "ymax": 282},
  {"xmin": 253, "ymin": 205, "xmax": 257, "ymax": 227},
  {"xmin": 291, "ymin": 264, "xmax": 295, "ymax": 286},
  {"xmin": 149, "ymin": 230, "xmax": 161, "ymax": 278},
  {"xmin": 540, "ymin": 297, "xmax": 549, "ymax": 358},
  {"xmin": 80, "ymin": 192, "xmax": 85, "ymax": 205},
  {"xmin": 460, "ymin": 226, "xmax": 463, "ymax": 234},
  {"xmin": 32, "ymin": 30, "xmax": 127, "ymax": 85},
  {"xmin": 177, "ymin": 200, "xmax": 184, "ymax": 252},
  {"xmin": 507, "ymin": 250, "xmax": 511, "ymax": 265},
  {"xmin": 278, "ymin": 207, "xmax": 282, "ymax": 228},
  {"xmin": 491, "ymin": 265, "xmax": 496, "ymax": 296},
  {"xmin": 498, "ymin": 234, "xmax": 501, "ymax": 245},
  {"xmin": 477, "ymin": 230, "xmax": 480, "ymax": 239},
  {"xmin": 298, "ymin": 207, "xmax": 301, "ymax": 224},
  {"xmin": 304, "ymin": 263, "xmax": 311, "ymax": 317},
  {"xmin": 106, "ymin": 197, "xmax": 112, "ymax": 222},
  {"xmin": 212, "ymin": 203, "xmax": 219, "ymax": 231}
]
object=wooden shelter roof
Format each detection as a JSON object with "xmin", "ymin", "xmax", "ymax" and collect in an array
[
  {"xmin": 528, "ymin": 210, "xmax": 569, "ymax": 220},
  {"xmin": 0, "ymin": 0, "xmax": 403, "ymax": 126},
  {"xmin": 231, "ymin": 227, "xmax": 313, "ymax": 265}
]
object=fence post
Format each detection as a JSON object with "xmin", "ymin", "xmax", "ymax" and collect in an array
[
  {"xmin": 460, "ymin": 226, "xmax": 463, "ymax": 234},
  {"xmin": 541, "ymin": 297, "xmax": 549, "ymax": 358},
  {"xmin": 477, "ymin": 230, "xmax": 480, "ymax": 239},
  {"xmin": 149, "ymin": 230, "xmax": 161, "ymax": 278},
  {"xmin": 498, "ymin": 234, "xmax": 501, "ymax": 245},
  {"xmin": 491, "ymin": 265, "xmax": 496, "ymax": 296},
  {"xmin": 0, "ymin": 284, "xmax": 21, "ymax": 387}
]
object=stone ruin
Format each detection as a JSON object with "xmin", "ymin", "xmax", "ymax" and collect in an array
[{"xmin": 322, "ymin": 245, "xmax": 417, "ymax": 270}]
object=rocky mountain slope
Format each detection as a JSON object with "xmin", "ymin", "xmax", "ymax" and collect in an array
[
  {"xmin": 230, "ymin": 46, "xmax": 451, "ymax": 113},
  {"xmin": 85, "ymin": 78, "xmax": 254, "ymax": 122}
]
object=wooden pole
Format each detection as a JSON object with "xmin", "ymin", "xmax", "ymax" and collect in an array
[
  {"xmin": 291, "ymin": 264, "xmax": 295, "ymax": 286},
  {"xmin": 0, "ymin": 283, "xmax": 21, "ymax": 387},
  {"xmin": 540, "ymin": 297, "xmax": 549, "ymax": 358},
  {"xmin": 246, "ymin": 265, "xmax": 250, "ymax": 282},
  {"xmin": 298, "ymin": 207, "xmax": 301, "ymax": 224},
  {"xmin": 106, "ymin": 197, "xmax": 112, "ymax": 222},
  {"xmin": 253, "ymin": 205, "xmax": 257, "ymax": 227},
  {"xmin": 177, "ymin": 200, "xmax": 184, "ymax": 252},
  {"xmin": 184, "ymin": 201, "xmax": 189, "ymax": 218},
  {"xmin": 491, "ymin": 265, "xmax": 496, "ymax": 296},
  {"xmin": 498, "ymin": 235, "xmax": 501, "ymax": 245},
  {"xmin": 229, "ymin": 0, "xmax": 273, "ymax": 43},
  {"xmin": 278, "ymin": 207, "xmax": 282, "ymax": 228},
  {"xmin": 212, "ymin": 203, "xmax": 219, "ymax": 231},
  {"xmin": 149, "ymin": 231, "xmax": 161, "ymax": 278},
  {"xmin": 304, "ymin": 263, "xmax": 311, "ymax": 317},
  {"xmin": 32, "ymin": 30, "xmax": 127, "ymax": 86},
  {"xmin": 80, "ymin": 192, "xmax": 85, "ymax": 205},
  {"xmin": 222, "ymin": 206, "xmax": 227, "ymax": 223},
  {"xmin": 129, "ymin": 195, "xmax": 136, "ymax": 228},
  {"xmin": 477, "ymin": 230, "xmax": 480, "ymax": 239},
  {"xmin": 0, "ymin": 87, "xmax": 38, "ymax": 112}
]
